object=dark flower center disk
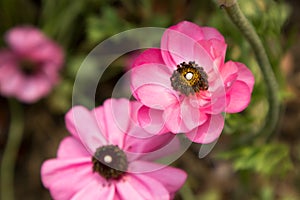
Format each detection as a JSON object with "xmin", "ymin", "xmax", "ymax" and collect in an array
[
  {"xmin": 92, "ymin": 145, "xmax": 128, "ymax": 180},
  {"xmin": 170, "ymin": 61, "xmax": 209, "ymax": 96},
  {"xmin": 20, "ymin": 60, "xmax": 38, "ymax": 75}
]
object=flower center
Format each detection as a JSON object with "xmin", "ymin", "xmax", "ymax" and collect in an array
[
  {"xmin": 170, "ymin": 61, "xmax": 209, "ymax": 96},
  {"xmin": 20, "ymin": 60, "xmax": 38, "ymax": 75},
  {"xmin": 92, "ymin": 145, "xmax": 128, "ymax": 180}
]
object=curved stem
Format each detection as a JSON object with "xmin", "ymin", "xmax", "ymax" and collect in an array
[
  {"xmin": 1, "ymin": 99, "xmax": 24, "ymax": 200},
  {"xmin": 219, "ymin": 1, "xmax": 280, "ymax": 139}
]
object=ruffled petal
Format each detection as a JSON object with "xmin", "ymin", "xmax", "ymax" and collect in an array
[
  {"xmin": 192, "ymin": 40, "xmax": 217, "ymax": 73},
  {"xmin": 131, "ymin": 59, "xmax": 177, "ymax": 109},
  {"xmin": 201, "ymin": 27, "xmax": 225, "ymax": 42},
  {"xmin": 130, "ymin": 161, "xmax": 187, "ymax": 194},
  {"xmin": 236, "ymin": 62, "xmax": 255, "ymax": 92},
  {"xmin": 41, "ymin": 157, "xmax": 100, "ymax": 200},
  {"xmin": 181, "ymin": 97, "xmax": 208, "ymax": 130},
  {"xmin": 137, "ymin": 106, "xmax": 169, "ymax": 135},
  {"xmin": 220, "ymin": 61, "xmax": 238, "ymax": 83},
  {"xmin": 134, "ymin": 135, "xmax": 181, "ymax": 162},
  {"xmin": 71, "ymin": 179, "xmax": 115, "ymax": 200},
  {"xmin": 57, "ymin": 137, "xmax": 90, "ymax": 159},
  {"xmin": 116, "ymin": 174, "xmax": 170, "ymax": 200},
  {"xmin": 186, "ymin": 114, "xmax": 224, "ymax": 143},
  {"xmin": 133, "ymin": 84, "xmax": 179, "ymax": 110},
  {"xmin": 163, "ymin": 103, "xmax": 189, "ymax": 133},
  {"xmin": 132, "ymin": 48, "xmax": 166, "ymax": 68},
  {"xmin": 124, "ymin": 132, "xmax": 175, "ymax": 160},
  {"xmin": 197, "ymin": 39, "xmax": 227, "ymax": 69},
  {"xmin": 225, "ymin": 81, "xmax": 252, "ymax": 113},
  {"xmin": 161, "ymin": 21, "xmax": 205, "ymax": 68}
]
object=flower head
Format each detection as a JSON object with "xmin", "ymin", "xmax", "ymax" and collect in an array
[
  {"xmin": 41, "ymin": 98, "xmax": 187, "ymax": 199},
  {"xmin": 130, "ymin": 21, "xmax": 255, "ymax": 143},
  {"xmin": 0, "ymin": 26, "xmax": 64, "ymax": 103}
]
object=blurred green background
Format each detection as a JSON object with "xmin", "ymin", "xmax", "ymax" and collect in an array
[{"xmin": 0, "ymin": 0, "xmax": 299, "ymax": 199}]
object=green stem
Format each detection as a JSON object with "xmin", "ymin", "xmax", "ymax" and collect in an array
[
  {"xmin": 219, "ymin": 1, "xmax": 280, "ymax": 140},
  {"xmin": 1, "ymin": 99, "xmax": 24, "ymax": 200}
]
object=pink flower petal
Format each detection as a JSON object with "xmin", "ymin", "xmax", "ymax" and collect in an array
[
  {"xmin": 133, "ymin": 84, "xmax": 179, "ymax": 110},
  {"xmin": 163, "ymin": 103, "xmax": 189, "ymax": 133},
  {"xmin": 124, "ymin": 132, "xmax": 175, "ymax": 159},
  {"xmin": 192, "ymin": 40, "xmax": 217, "ymax": 72},
  {"xmin": 71, "ymin": 179, "xmax": 115, "ymax": 200},
  {"xmin": 181, "ymin": 97, "xmax": 208, "ymax": 130},
  {"xmin": 220, "ymin": 61, "xmax": 238, "ymax": 82},
  {"xmin": 132, "ymin": 48, "xmax": 166, "ymax": 68},
  {"xmin": 0, "ymin": 67, "xmax": 23, "ymax": 96},
  {"xmin": 236, "ymin": 62, "xmax": 255, "ymax": 92},
  {"xmin": 41, "ymin": 157, "xmax": 99, "ymax": 200},
  {"xmin": 161, "ymin": 21, "xmax": 205, "ymax": 68},
  {"xmin": 5, "ymin": 26, "xmax": 64, "ymax": 66},
  {"xmin": 135, "ymin": 135, "xmax": 181, "ymax": 162},
  {"xmin": 27, "ymin": 41, "xmax": 64, "ymax": 67},
  {"xmin": 131, "ymin": 62, "xmax": 177, "ymax": 109},
  {"xmin": 130, "ymin": 161, "xmax": 187, "ymax": 194},
  {"xmin": 197, "ymin": 39, "xmax": 227, "ymax": 69},
  {"xmin": 137, "ymin": 106, "xmax": 169, "ymax": 135},
  {"xmin": 5, "ymin": 27, "xmax": 46, "ymax": 56},
  {"xmin": 100, "ymin": 98, "xmax": 132, "ymax": 147},
  {"xmin": 225, "ymin": 81, "xmax": 252, "ymax": 113},
  {"xmin": 57, "ymin": 137, "xmax": 90, "ymax": 159},
  {"xmin": 116, "ymin": 174, "xmax": 170, "ymax": 200},
  {"xmin": 65, "ymin": 106, "xmax": 107, "ymax": 154},
  {"xmin": 15, "ymin": 75, "xmax": 53, "ymax": 103},
  {"xmin": 201, "ymin": 27, "xmax": 225, "ymax": 42},
  {"xmin": 186, "ymin": 114, "xmax": 224, "ymax": 143}
]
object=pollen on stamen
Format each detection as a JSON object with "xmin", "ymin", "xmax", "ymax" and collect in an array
[
  {"xmin": 92, "ymin": 145, "xmax": 128, "ymax": 180},
  {"xmin": 104, "ymin": 155, "xmax": 112, "ymax": 163},
  {"xmin": 185, "ymin": 72, "xmax": 194, "ymax": 80},
  {"xmin": 170, "ymin": 61, "xmax": 209, "ymax": 96}
]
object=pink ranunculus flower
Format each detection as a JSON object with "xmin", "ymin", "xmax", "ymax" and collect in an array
[
  {"xmin": 41, "ymin": 98, "xmax": 187, "ymax": 200},
  {"xmin": 0, "ymin": 26, "xmax": 64, "ymax": 103},
  {"xmin": 131, "ymin": 21, "xmax": 255, "ymax": 144}
]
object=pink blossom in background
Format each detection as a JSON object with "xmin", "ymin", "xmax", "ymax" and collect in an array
[
  {"xmin": 41, "ymin": 98, "xmax": 187, "ymax": 200},
  {"xmin": 0, "ymin": 26, "xmax": 64, "ymax": 103},
  {"xmin": 131, "ymin": 21, "xmax": 255, "ymax": 143}
]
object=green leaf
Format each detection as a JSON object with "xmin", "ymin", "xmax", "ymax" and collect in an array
[{"xmin": 217, "ymin": 142, "xmax": 293, "ymax": 176}]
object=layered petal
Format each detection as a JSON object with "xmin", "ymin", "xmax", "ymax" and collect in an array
[
  {"xmin": 132, "ymin": 48, "xmax": 166, "ymax": 69},
  {"xmin": 201, "ymin": 27, "xmax": 225, "ymax": 42},
  {"xmin": 131, "ymin": 56, "xmax": 178, "ymax": 109},
  {"xmin": 71, "ymin": 179, "xmax": 115, "ymax": 200},
  {"xmin": 137, "ymin": 106, "xmax": 169, "ymax": 135},
  {"xmin": 225, "ymin": 81, "xmax": 252, "ymax": 113},
  {"xmin": 163, "ymin": 102, "xmax": 189, "ymax": 133},
  {"xmin": 116, "ymin": 174, "xmax": 170, "ymax": 200},
  {"xmin": 235, "ymin": 62, "xmax": 255, "ymax": 92},
  {"xmin": 65, "ymin": 106, "xmax": 107, "ymax": 154},
  {"xmin": 41, "ymin": 158, "xmax": 98, "ymax": 200},
  {"xmin": 57, "ymin": 137, "xmax": 90, "ymax": 159},
  {"xmin": 161, "ymin": 21, "xmax": 216, "ymax": 70},
  {"xmin": 186, "ymin": 114, "xmax": 224, "ymax": 143},
  {"xmin": 180, "ymin": 97, "xmax": 208, "ymax": 130},
  {"xmin": 130, "ymin": 161, "xmax": 187, "ymax": 194},
  {"xmin": 99, "ymin": 98, "xmax": 132, "ymax": 147}
]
